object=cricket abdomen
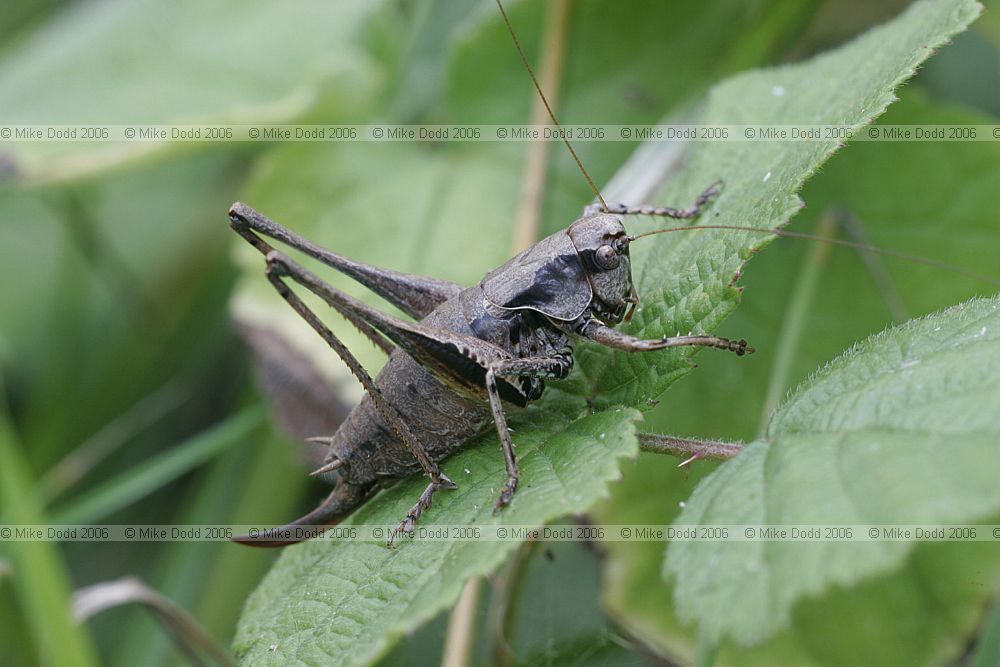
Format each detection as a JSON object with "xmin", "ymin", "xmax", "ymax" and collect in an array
[{"xmin": 326, "ymin": 295, "xmax": 495, "ymax": 483}]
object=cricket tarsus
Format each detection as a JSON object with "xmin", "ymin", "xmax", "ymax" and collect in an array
[{"xmin": 389, "ymin": 479, "xmax": 451, "ymax": 546}]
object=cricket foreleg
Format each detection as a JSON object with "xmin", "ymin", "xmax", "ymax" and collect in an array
[
  {"xmin": 583, "ymin": 180, "xmax": 723, "ymax": 219},
  {"xmin": 486, "ymin": 355, "xmax": 573, "ymax": 512},
  {"xmin": 261, "ymin": 254, "xmax": 455, "ymax": 492},
  {"xmin": 580, "ymin": 320, "xmax": 753, "ymax": 356}
]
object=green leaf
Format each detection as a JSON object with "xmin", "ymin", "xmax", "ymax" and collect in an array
[
  {"xmin": 576, "ymin": 0, "xmax": 983, "ymax": 409},
  {"xmin": 0, "ymin": 0, "xmax": 383, "ymax": 182},
  {"xmin": 233, "ymin": 408, "xmax": 639, "ymax": 665},
  {"xmin": 972, "ymin": 593, "xmax": 1000, "ymax": 667},
  {"xmin": 50, "ymin": 407, "xmax": 264, "ymax": 525},
  {"xmin": 666, "ymin": 296, "xmax": 1000, "ymax": 646},
  {"xmin": 596, "ymin": 92, "xmax": 1000, "ymax": 667}
]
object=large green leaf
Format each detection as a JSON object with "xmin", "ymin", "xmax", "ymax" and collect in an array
[
  {"xmin": 596, "ymin": 93, "xmax": 1000, "ymax": 666},
  {"xmin": 576, "ymin": 0, "xmax": 983, "ymax": 409},
  {"xmin": 233, "ymin": 408, "xmax": 639, "ymax": 665},
  {"xmin": 667, "ymin": 297, "xmax": 1000, "ymax": 647}
]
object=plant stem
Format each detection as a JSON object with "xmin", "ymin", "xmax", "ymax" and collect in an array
[
  {"xmin": 758, "ymin": 210, "xmax": 836, "ymax": 433},
  {"xmin": 489, "ymin": 539, "xmax": 540, "ymax": 667},
  {"xmin": 73, "ymin": 577, "xmax": 234, "ymax": 667},
  {"xmin": 637, "ymin": 432, "xmax": 744, "ymax": 461},
  {"xmin": 837, "ymin": 206, "xmax": 909, "ymax": 324},
  {"xmin": 511, "ymin": 0, "xmax": 570, "ymax": 253},
  {"xmin": 441, "ymin": 578, "xmax": 481, "ymax": 667}
]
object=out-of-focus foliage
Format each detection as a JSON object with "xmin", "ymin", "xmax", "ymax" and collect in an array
[
  {"xmin": 0, "ymin": 1, "xmax": 998, "ymax": 666},
  {"xmin": 597, "ymin": 93, "xmax": 1000, "ymax": 667}
]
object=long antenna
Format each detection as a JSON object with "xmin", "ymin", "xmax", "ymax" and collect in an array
[
  {"xmin": 495, "ymin": 0, "xmax": 608, "ymax": 211},
  {"xmin": 629, "ymin": 224, "xmax": 1000, "ymax": 288}
]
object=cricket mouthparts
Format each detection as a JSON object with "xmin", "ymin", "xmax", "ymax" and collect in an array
[{"xmin": 228, "ymin": 201, "xmax": 250, "ymax": 222}]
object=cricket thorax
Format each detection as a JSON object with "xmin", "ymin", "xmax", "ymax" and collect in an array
[
  {"xmin": 465, "ymin": 290, "xmax": 572, "ymax": 401},
  {"xmin": 505, "ymin": 309, "xmax": 574, "ymax": 400}
]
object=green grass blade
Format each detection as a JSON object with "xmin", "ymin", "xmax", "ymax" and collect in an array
[
  {"xmin": 51, "ymin": 407, "xmax": 264, "ymax": 525},
  {"xmin": 0, "ymin": 410, "xmax": 99, "ymax": 667}
]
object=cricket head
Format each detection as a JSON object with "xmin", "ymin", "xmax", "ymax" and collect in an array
[{"xmin": 568, "ymin": 214, "xmax": 637, "ymax": 325}]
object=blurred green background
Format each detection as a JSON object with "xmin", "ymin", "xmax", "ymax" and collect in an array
[{"xmin": 1, "ymin": 0, "xmax": 998, "ymax": 665}]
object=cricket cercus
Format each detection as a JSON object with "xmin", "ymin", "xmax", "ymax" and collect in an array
[{"xmin": 227, "ymin": 179, "xmax": 752, "ymax": 547}]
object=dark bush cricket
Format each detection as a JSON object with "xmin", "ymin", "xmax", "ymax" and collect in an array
[{"xmin": 229, "ymin": 173, "xmax": 751, "ymax": 546}]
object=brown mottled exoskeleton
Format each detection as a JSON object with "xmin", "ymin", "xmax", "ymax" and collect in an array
[{"xmin": 228, "ymin": 178, "xmax": 751, "ymax": 546}]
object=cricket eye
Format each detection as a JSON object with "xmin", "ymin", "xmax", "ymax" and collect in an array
[{"xmin": 595, "ymin": 244, "xmax": 619, "ymax": 270}]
